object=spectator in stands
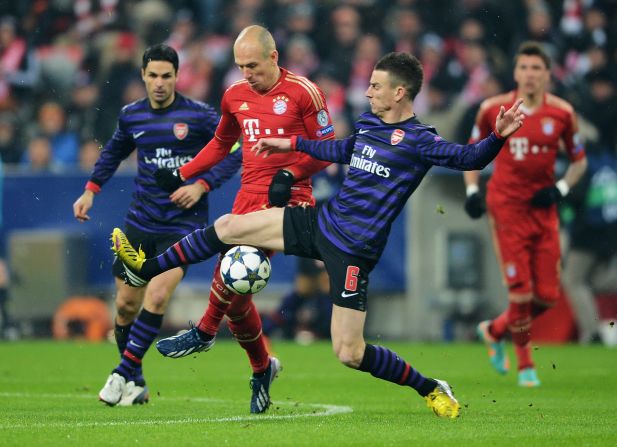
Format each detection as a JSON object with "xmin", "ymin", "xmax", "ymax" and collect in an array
[
  {"xmin": 455, "ymin": 73, "xmax": 506, "ymax": 144},
  {"xmin": 319, "ymin": 5, "xmax": 362, "ymax": 84},
  {"xmin": 312, "ymin": 65, "xmax": 349, "ymax": 121},
  {"xmin": 278, "ymin": 2, "xmax": 316, "ymax": 41},
  {"xmin": 66, "ymin": 73, "xmax": 100, "ymax": 141},
  {"xmin": 94, "ymin": 32, "xmax": 142, "ymax": 141},
  {"xmin": 513, "ymin": 2, "xmax": 563, "ymax": 61},
  {"xmin": 281, "ymin": 33, "xmax": 319, "ymax": 78},
  {"xmin": 22, "ymin": 135, "xmax": 57, "ymax": 172},
  {"xmin": 78, "ymin": 138, "xmax": 100, "ymax": 172},
  {"xmin": 347, "ymin": 34, "xmax": 383, "ymax": 117},
  {"xmin": 0, "ymin": 15, "xmax": 39, "ymax": 109},
  {"xmin": 382, "ymin": 7, "xmax": 424, "ymax": 55},
  {"xmin": 0, "ymin": 112, "xmax": 21, "ymax": 164},
  {"xmin": 579, "ymin": 70, "xmax": 617, "ymax": 154},
  {"xmin": 34, "ymin": 101, "xmax": 80, "ymax": 167}
]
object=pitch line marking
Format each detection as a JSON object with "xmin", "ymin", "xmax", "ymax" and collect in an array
[{"xmin": 0, "ymin": 392, "xmax": 353, "ymax": 429}]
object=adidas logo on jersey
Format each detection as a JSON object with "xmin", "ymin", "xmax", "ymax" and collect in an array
[{"xmin": 239, "ymin": 102, "xmax": 249, "ymax": 111}]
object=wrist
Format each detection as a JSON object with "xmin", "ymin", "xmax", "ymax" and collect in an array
[
  {"xmin": 493, "ymin": 127, "xmax": 504, "ymax": 139},
  {"xmin": 85, "ymin": 181, "xmax": 100, "ymax": 194},
  {"xmin": 556, "ymin": 179, "xmax": 569, "ymax": 196},
  {"xmin": 466, "ymin": 184, "xmax": 479, "ymax": 197},
  {"xmin": 195, "ymin": 179, "xmax": 211, "ymax": 193}
]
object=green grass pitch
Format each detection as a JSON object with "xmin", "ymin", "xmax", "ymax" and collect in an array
[{"xmin": 0, "ymin": 340, "xmax": 616, "ymax": 446}]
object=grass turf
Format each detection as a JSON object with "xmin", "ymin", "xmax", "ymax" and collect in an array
[{"xmin": 0, "ymin": 340, "xmax": 616, "ymax": 446}]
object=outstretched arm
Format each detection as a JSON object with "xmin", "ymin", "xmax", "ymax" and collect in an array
[
  {"xmin": 253, "ymin": 135, "xmax": 356, "ymax": 164},
  {"xmin": 418, "ymin": 99, "xmax": 525, "ymax": 171}
]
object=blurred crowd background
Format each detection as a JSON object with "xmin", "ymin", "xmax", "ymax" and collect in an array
[{"xmin": 0, "ymin": 0, "xmax": 615, "ymax": 172}]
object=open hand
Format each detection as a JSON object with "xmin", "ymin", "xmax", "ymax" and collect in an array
[
  {"xmin": 170, "ymin": 183, "xmax": 207, "ymax": 209},
  {"xmin": 73, "ymin": 191, "xmax": 94, "ymax": 223},
  {"xmin": 495, "ymin": 98, "xmax": 525, "ymax": 139}
]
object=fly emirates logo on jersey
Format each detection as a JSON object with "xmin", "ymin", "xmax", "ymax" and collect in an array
[
  {"xmin": 350, "ymin": 145, "xmax": 391, "ymax": 178},
  {"xmin": 145, "ymin": 147, "xmax": 193, "ymax": 169}
]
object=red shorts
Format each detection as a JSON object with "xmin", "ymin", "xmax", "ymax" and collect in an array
[
  {"xmin": 226, "ymin": 186, "xmax": 315, "ymax": 260},
  {"xmin": 231, "ymin": 187, "xmax": 315, "ymax": 214},
  {"xmin": 487, "ymin": 197, "xmax": 561, "ymax": 304}
]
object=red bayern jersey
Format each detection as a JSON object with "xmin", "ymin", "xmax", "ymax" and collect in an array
[
  {"xmin": 469, "ymin": 91, "xmax": 586, "ymax": 204},
  {"xmin": 180, "ymin": 67, "xmax": 333, "ymax": 194}
]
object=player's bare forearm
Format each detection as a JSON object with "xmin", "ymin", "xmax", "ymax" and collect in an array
[
  {"xmin": 562, "ymin": 156, "xmax": 588, "ymax": 189},
  {"xmin": 464, "ymin": 170, "xmax": 481, "ymax": 187}
]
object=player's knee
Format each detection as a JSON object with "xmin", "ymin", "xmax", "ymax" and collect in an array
[
  {"xmin": 214, "ymin": 214, "xmax": 237, "ymax": 243},
  {"xmin": 115, "ymin": 296, "xmax": 140, "ymax": 320},
  {"xmin": 144, "ymin": 290, "xmax": 171, "ymax": 314}
]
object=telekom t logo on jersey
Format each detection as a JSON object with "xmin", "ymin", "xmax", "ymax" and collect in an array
[
  {"xmin": 509, "ymin": 138, "xmax": 528, "ymax": 160},
  {"xmin": 243, "ymin": 119, "xmax": 285, "ymax": 142},
  {"xmin": 509, "ymin": 137, "xmax": 548, "ymax": 160}
]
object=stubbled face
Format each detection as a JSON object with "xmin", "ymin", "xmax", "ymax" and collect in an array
[
  {"xmin": 234, "ymin": 42, "xmax": 278, "ymax": 93},
  {"xmin": 514, "ymin": 54, "xmax": 550, "ymax": 97},
  {"xmin": 142, "ymin": 60, "xmax": 176, "ymax": 108},
  {"xmin": 365, "ymin": 69, "xmax": 397, "ymax": 119}
]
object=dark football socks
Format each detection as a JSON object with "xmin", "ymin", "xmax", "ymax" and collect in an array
[{"xmin": 358, "ymin": 344, "xmax": 437, "ymax": 397}]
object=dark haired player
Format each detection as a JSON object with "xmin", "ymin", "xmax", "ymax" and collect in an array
[
  {"xmin": 464, "ymin": 41, "xmax": 587, "ymax": 387},
  {"xmin": 112, "ymin": 52, "xmax": 525, "ymax": 418},
  {"xmin": 73, "ymin": 44, "xmax": 242, "ymax": 406},
  {"xmin": 464, "ymin": 42, "xmax": 587, "ymax": 387}
]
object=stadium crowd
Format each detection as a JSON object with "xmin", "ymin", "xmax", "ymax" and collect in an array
[{"xmin": 0, "ymin": 0, "xmax": 615, "ymax": 171}]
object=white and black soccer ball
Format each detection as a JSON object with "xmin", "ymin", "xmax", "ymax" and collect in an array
[{"xmin": 219, "ymin": 246, "xmax": 271, "ymax": 295}]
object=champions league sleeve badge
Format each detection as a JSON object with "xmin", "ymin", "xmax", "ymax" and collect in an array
[{"xmin": 317, "ymin": 109, "xmax": 329, "ymax": 126}]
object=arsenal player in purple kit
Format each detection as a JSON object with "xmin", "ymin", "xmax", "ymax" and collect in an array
[
  {"xmin": 72, "ymin": 44, "xmax": 241, "ymax": 406},
  {"xmin": 111, "ymin": 52, "xmax": 525, "ymax": 418}
]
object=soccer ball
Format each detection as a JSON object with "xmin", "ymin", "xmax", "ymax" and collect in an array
[{"xmin": 219, "ymin": 245, "xmax": 271, "ymax": 295}]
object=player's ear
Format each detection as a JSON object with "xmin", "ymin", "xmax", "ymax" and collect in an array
[{"xmin": 395, "ymin": 85, "xmax": 406, "ymax": 102}]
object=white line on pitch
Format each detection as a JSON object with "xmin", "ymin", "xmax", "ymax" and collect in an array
[{"xmin": 0, "ymin": 392, "xmax": 353, "ymax": 429}]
